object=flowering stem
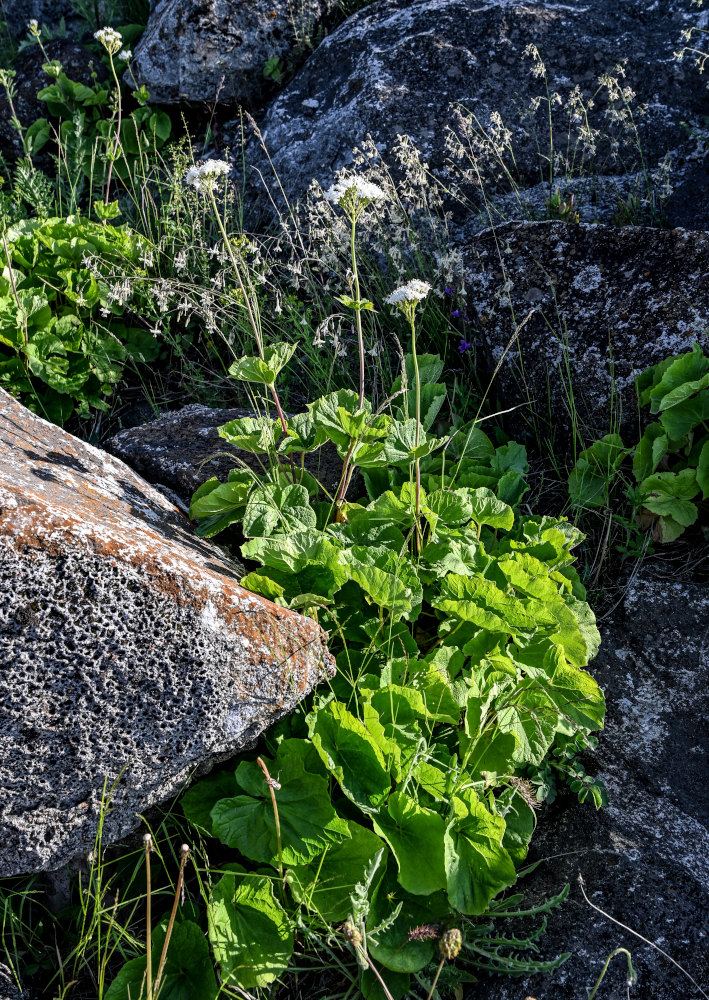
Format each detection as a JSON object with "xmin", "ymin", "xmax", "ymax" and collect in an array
[
  {"xmin": 104, "ymin": 53, "xmax": 123, "ymax": 205},
  {"xmin": 425, "ymin": 958, "xmax": 445, "ymax": 1000},
  {"xmin": 207, "ymin": 190, "xmax": 289, "ymax": 438},
  {"xmin": 349, "ymin": 213, "xmax": 365, "ymax": 410},
  {"xmin": 410, "ymin": 312, "xmax": 423, "ymax": 549}
]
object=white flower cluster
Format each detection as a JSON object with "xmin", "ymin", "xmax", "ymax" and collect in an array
[
  {"xmin": 324, "ymin": 177, "xmax": 386, "ymax": 207},
  {"xmin": 118, "ymin": 49, "xmax": 132, "ymax": 62},
  {"xmin": 385, "ymin": 279, "xmax": 431, "ymax": 307},
  {"xmin": 94, "ymin": 26, "xmax": 123, "ymax": 55},
  {"xmin": 28, "ymin": 19, "xmax": 39, "ymax": 35},
  {"xmin": 185, "ymin": 159, "xmax": 231, "ymax": 195}
]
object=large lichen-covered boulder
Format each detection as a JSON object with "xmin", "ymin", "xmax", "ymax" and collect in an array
[
  {"xmin": 131, "ymin": 0, "xmax": 340, "ymax": 105},
  {"xmin": 463, "ymin": 221, "xmax": 709, "ymax": 447},
  {"xmin": 0, "ymin": 389, "xmax": 334, "ymax": 878},
  {"xmin": 480, "ymin": 570, "xmax": 709, "ymax": 999},
  {"xmin": 250, "ymin": 0, "xmax": 705, "ymax": 213}
]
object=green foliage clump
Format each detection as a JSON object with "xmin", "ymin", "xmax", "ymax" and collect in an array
[
  {"xmin": 166, "ymin": 341, "xmax": 607, "ymax": 997},
  {"xmin": 569, "ymin": 342, "xmax": 709, "ymax": 544},
  {"xmin": 0, "ymin": 215, "xmax": 159, "ymax": 422}
]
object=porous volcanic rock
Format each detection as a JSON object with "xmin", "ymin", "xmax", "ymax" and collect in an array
[
  {"xmin": 463, "ymin": 221, "xmax": 709, "ymax": 448},
  {"xmin": 106, "ymin": 403, "xmax": 348, "ymax": 503},
  {"xmin": 249, "ymin": 0, "xmax": 706, "ymax": 213},
  {"xmin": 480, "ymin": 569, "xmax": 709, "ymax": 1000},
  {"xmin": 0, "ymin": 389, "xmax": 334, "ymax": 878},
  {"xmin": 0, "ymin": 964, "xmax": 22, "ymax": 1000},
  {"xmin": 131, "ymin": 0, "xmax": 340, "ymax": 105}
]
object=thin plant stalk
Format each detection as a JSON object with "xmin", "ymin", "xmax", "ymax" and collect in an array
[
  {"xmin": 153, "ymin": 845, "xmax": 190, "ymax": 996},
  {"xmin": 104, "ymin": 51, "xmax": 123, "ymax": 205},
  {"xmin": 349, "ymin": 212, "xmax": 366, "ymax": 409},
  {"xmin": 409, "ymin": 311, "xmax": 422, "ymax": 542},
  {"xmin": 206, "ymin": 188, "xmax": 289, "ymax": 436},
  {"xmin": 144, "ymin": 835, "xmax": 153, "ymax": 1000},
  {"xmin": 257, "ymin": 757, "xmax": 283, "ymax": 883}
]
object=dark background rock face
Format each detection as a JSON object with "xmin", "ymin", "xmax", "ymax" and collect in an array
[
  {"xmin": 479, "ymin": 569, "xmax": 709, "ymax": 1000},
  {"xmin": 131, "ymin": 0, "xmax": 340, "ymax": 105},
  {"xmin": 2, "ymin": 0, "xmax": 73, "ymax": 37},
  {"xmin": 249, "ymin": 0, "xmax": 706, "ymax": 212},
  {"xmin": 463, "ymin": 221, "xmax": 709, "ymax": 449},
  {"xmin": 0, "ymin": 389, "xmax": 333, "ymax": 877},
  {"xmin": 107, "ymin": 403, "xmax": 350, "ymax": 502}
]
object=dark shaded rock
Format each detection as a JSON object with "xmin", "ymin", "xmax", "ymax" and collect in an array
[
  {"xmin": 0, "ymin": 39, "xmax": 103, "ymax": 164},
  {"xmin": 131, "ymin": 0, "xmax": 340, "ymax": 105},
  {"xmin": 0, "ymin": 389, "xmax": 334, "ymax": 878},
  {"xmin": 251, "ymin": 0, "xmax": 705, "ymax": 213},
  {"xmin": 0, "ymin": 963, "xmax": 22, "ymax": 1000},
  {"xmin": 106, "ymin": 403, "xmax": 348, "ymax": 502},
  {"xmin": 480, "ymin": 569, "xmax": 709, "ymax": 1000},
  {"xmin": 3, "ymin": 0, "xmax": 73, "ymax": 37},
  {"xmin": 463, "ymin": 221, "xmax": 709, "ymax": 448}
]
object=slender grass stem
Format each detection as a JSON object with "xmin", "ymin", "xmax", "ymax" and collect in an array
[
  {"xmin": 257, "ymin": 757, "xmax": 283, "ymax": 885},
  {"xmin": 143, "ymin": 834, "xmax": 153, "ymax": 1000},
  {"xmin": 153, "ymin": 845, "xmax": 190, "ymax": 996}
]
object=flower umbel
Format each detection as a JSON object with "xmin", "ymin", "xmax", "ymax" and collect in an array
[
  {"xmin": 94, "ymin": 26, "xmax": 123, "ymax": 55},
  {"xmin": 324, "ymin": 177, "xmax": 386, "ymax": 221},
  {"xmin": 185, "ymin": 159, "xmax": 231, "ymax": 195},
  {"xmin": 385, "ymin": 278, "xmax": 431, "ymax": 319}
]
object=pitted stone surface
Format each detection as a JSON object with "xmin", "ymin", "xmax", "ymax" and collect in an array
[
  {"xmin": 106, "ymin": 403, "xmax": 347, "ymax": 502},
  {"xmin": 464, "ymin": 221, "xmax": 709, "ymax": 447},
  {"xmin": 0, "ymin": 964, "xmax": 22, "ymax": 1000},
  {"xmin": 0, "ymin": 389, "xmax": 334, "ymax": 878},
  {"xmin": 249, "ymin": 0, "xmax": 706, "ymax": 213},
  {"xmin": 131, "ymin": 0, "xmax": 340, "ymax": 105},
  {"xmin": 480, "ymin": 570, "xmax": 709, "ymax": 1000}
]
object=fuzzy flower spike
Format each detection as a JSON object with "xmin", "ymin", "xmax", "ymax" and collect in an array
[
  {"xmin": 324, "ymin": 177, "xmax": 386, "ymax": 221},
  {"xmin": 94, "ymin": 26, "xmax": 123, "ymax": 55},
  {"xmin": 185, "ymin": 159, "xmax": 231, "ymax": 195}
]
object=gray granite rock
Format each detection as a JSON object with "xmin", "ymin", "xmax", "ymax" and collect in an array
[
  {"xmin": 131, "ymin": 0, "xmax": 340, "ymax": 105},
  {"xmin": 106, "ymin": 403, "xmax": 349, "ymax": 502},
  {"xmin": 0, "ymin": 389, "xmax": 334, "ymax": 878},
  {"xmin": 250, "ymin": 0, "xmax": 706, "ymax": 215},
  {"xmin": 463, "ymin": 221, "xmax": 709, "ymax": 448},
  {"xmin": 479, "ymin": 568, "xmax": 709, "ymax": 999}
]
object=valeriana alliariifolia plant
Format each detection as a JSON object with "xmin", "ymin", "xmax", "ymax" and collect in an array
[{"xmin": 323, "ymin": 176, "xmax": 386, "ymax": 409}]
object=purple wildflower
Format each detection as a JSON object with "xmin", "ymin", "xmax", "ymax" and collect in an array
[{"xmin": 458, "ymin": 340, "xmax": 473, "ymax": 354}]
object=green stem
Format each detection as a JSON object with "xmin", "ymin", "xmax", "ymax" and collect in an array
[
  {"xmin": 104, "ymin": 53, "xmax": 122, "ymax": 205},
  {"xmin": 257, "ymin": 757, "xmax": 283, "ymax": 886},
  {"xmin": 350, "ymin": 213, "xmax": 365, "ymax": 410},
  {"xmin": 153, "ymin": 845, "xmax": 190, "ymax": 997},
  {"xmin": 425, "ymin": 958, "xmax": 445, "ymax": 1000},
  {"xmin": 410, "ymin": 313, "xmax": 422, "ymax": 548},
  {"xmin": 144, "ymin": 835, "xmax": 153, "ymax": 1000},
  {"xmin": 587, "ymin": 948, "xmax": 635, "ymax": 1000},
  {"xmin": 208, "ymin": 189, "xmax": 289, "ymax": 437}
]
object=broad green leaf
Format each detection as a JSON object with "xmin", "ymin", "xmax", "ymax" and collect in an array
[
  {"xmin": 242, "ymin": 482, "xmax": 316, "ymax": 537},
  {"xmin": 372, "ymin": 791, "xmax": 446, "ymax": 896},
  {"xmin": 515, "ymin": 642, "xmax": 605, "ymax": 734},
  {"xmin": 239, "ymin": 571, "xmax": 286, "ymax": 604},
  {"xmin": 339, "ymin": 544, "xmax": 422, "ymax": 619},
  {"xmin": 384, "ymin": 418, "xmax": 446, "ymax": 466},
  {"xmin": 287, "ymin": 822, "xmax": 384, "ymax": 922},
  {"xmin": 189, "ymin": 476, "xmax": 252, "ymax": 537},
  {"xmin": 647, "ymin": 343, "xmax": 709, "ymax": 412},
  {"xmin": 423, "ymin": 489, "xmax": 473, "ymax": 530},
  {"xmin": 433, "ymin": 574, "xmax": 556, "ymax": 635},
  {"xmin": 278, "ymin": 410, "xmax": 328, "ymax": 454},
  {"xmin": 496, "ymin": 787, "xmax": 537, "ymax": 865},
  {"xmin": 241, "ymin": 529, "xmax": 346, "ymax": 583},
  {"xmin": 496, "ymin": 690, "xmax": 556, "ymax": 765},
  {"xmin": 468, "ymin": 487, "xmax": 514, "ymax": 530},
  {"xmin": 444, "ymin": 789, "xmax": 516, "ymax": 914},
  {"xmin": 659, "ymin": 389, "xmax": 709, "ymax": 439},
  {"xmin": 697, "ymin": 439, "xmax": 709, "ymax": 499},
  {"xmin": 228, "ymin": 342, "xmax": 297, "ymax": 385},
  {"xmin": 211, "ymin": 751, "xmax": 349, "ymax": 866},
  {"xmin": 181, "ymin": 770, "xmax": 238, "ymax": 836},
  {"xmin": 218, "ymin": 415, "xmax": 282, "ymax": 453},
  {"xmin": 632, "ymin": 423, "xmax": 668, "ymax": 482},
  {"xmin": 309, "ymin": 701, "xmax": 390, "ymax": 811},
  {"xmin": 106, "ymin": 920, "xmax": 217, "ymax": 1000},
  {"xmin": 367, "ymin": 859, "xmax": 450, "ymax": 974},
  {"xmin": 447, "ymin": 421, "xmax": 495, "ymax": 462},
  {"xmin": 309, "ymin": 389, "xmax": 366, "ymax": 449},
  {"xmin": 208, "ymin": 873, "xmax": 293, "ymax": 989}
]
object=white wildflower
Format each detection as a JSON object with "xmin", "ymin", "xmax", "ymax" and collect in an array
[
  {"xmin": 185, "ymin": 159, "xmax": 230, "ymax": 195},
  {"xmin": 94, "ymin": 26, "xmax": 122, "ymax": 55},
  {"xmin": 118, "ymin": 49, "xmax": 132, "ymax": 62},
  {"xmin": 28, "ymin": 19, "xmax": 39, "ymax": 35},
  {"xmin": 323, "ymin": 176, "xmax": 386, "ymax": 220},
  {"xmin": 174, "ymin": 249, "xmax": 187, "ymax": 272},
  {"xmin": 385, "ymin": 279, "xmax": 431, "ymax": 307}
]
